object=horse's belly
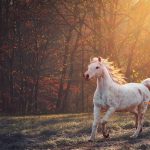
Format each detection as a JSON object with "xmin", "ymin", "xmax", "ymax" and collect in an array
[
  {"xmin": 116, "ymin": 104, "xmax": 138, "ymax": 112},
  {"xmin": 117, "ymin": 93, "xmax": 142, "ymax": 111}
]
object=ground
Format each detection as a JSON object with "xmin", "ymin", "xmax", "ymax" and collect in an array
[{"xmin": 1, "ymin": 110, "xmax": 150, "ymax": 150}]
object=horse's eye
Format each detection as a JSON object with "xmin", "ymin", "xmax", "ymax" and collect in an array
[{"xmin": 96, "ymin": 66, "xmax": 99, "ymax": 69}]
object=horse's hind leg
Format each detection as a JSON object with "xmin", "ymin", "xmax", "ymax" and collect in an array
[
  {"xmin": 139, "ymin": 103, "xmax": 148, "ymax": 132},
  {"xmin": 130, "ymin": 103, "xmax": 147, "ymax": 138},
  {"xmin": 130, "ymin": 107, "xmax": 142, "ymax": 132},
  {"xmin": 130, "ymin": 108, "xmax": 138, "ymax": 129},
  {"xmin": 130, "ymin": 113, "xmax": 142, "ymax": 138},
  {"xmin": 132, "ymin": 112, "xmax": 142, "ymax": 133}
]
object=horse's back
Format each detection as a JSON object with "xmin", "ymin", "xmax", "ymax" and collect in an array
[
  {"xmin": 121, "ymin": 83, "xmax": 148, "ymax": 92},
  {"xmin": 120, "ymin": 82, "xmax": 150, "ymax": 103}
]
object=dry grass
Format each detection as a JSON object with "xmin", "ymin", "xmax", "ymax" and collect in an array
[{"xmin": 0, "ymin": 110, "xmax": 150, "ymax": 150}]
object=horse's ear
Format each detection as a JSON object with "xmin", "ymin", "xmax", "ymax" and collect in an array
[
  {"xmin": 98, "ymin": 57, "xmax": 102, "ymax": 62},
  {"xmin": 90, "ymin": 57, "xmax": 92, "ymax": 63}
]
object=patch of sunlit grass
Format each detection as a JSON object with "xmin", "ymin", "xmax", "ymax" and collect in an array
[{"xmin": 0, "ymin": 109, "xmax": 150, "ymax": 149}]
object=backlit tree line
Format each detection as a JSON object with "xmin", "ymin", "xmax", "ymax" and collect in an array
[{"xmin": 0, "ymin": 0, "xmax": 150, "ymax": 115}]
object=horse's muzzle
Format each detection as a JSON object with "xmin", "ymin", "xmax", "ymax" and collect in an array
[{"xmin": 83, "ymin": 73, "xmax": 89, "ymax": 80}]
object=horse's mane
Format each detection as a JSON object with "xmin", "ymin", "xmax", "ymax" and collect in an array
[{"xmin": 91, "ymin": 57, "xmax": 126, "ymax": 84}]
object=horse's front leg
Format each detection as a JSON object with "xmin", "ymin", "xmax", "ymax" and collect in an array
[
  {"xmin": 101, "ymin": 107, "xmax": 116, "ymax": 138},
  {"xmin": 89, "ymin": 104, "xmax": 100, "ymax": 142}
]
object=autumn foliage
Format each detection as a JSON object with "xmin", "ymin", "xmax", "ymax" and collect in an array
[{"xmin": 0, "ymin": 0, "xmax": 150, "ymax": 115}]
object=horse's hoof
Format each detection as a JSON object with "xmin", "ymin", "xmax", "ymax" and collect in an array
[
  {"xmin": 104, "ymin": 133, "xmax": 109, "ymax": 139},
  {"xmin": 88, "ymin": 139, "xmax": 94, "ymax": 142},
  {"xmin": 140, "ymin": 128, "xmax": 143, "ymax": 133},
  {"xmin": 103, "ymin": 133, "xmax": 109, "ymax": 138},
  {"xmin": 130, "ymin": 134, "xmax": 138, "ymax": 139}
]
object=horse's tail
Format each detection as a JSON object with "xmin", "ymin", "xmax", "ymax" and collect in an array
[{"xmin": 141, "ymin": 78, "xmax": 150, "ymax": 91}]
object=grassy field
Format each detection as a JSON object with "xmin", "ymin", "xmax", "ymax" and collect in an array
[{"xmin": 1, "ymin": 110, "xmax": 150, "ymax": 150}]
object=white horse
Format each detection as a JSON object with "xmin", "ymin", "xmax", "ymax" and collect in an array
[{"xmin": 84, "ymin": 57, "xmax": 150, "ymax": 141}]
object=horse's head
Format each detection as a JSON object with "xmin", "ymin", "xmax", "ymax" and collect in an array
[{"xmin": 84, "ymin": 57, "xmax": 103, "ymax": 80}]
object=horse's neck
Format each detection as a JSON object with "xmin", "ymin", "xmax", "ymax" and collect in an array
[{"xmin": 97, "ymin": 67, "xmax": 117, "ymax": 91}]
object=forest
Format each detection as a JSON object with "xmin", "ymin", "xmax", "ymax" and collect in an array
[{"xmin": 0, "ymin": 0, "xmax": 150, "ymax": 115}]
